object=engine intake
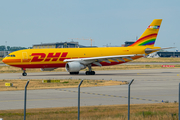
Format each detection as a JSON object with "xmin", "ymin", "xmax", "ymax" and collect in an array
[{"xmin": 65, "ymin": 62, "xmax": 86, "ymax": 72}]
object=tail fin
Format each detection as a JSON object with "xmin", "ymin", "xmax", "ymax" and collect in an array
[{"xmin": 129, "ymin": 19, "xmax": 162, "ymax": 47}]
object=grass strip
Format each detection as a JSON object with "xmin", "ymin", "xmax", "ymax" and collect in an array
[
  {"xmin": 0, "ymin": 79, "xmax": 127, "ymax": 91},
  {"xmin": 0, "ymin": 103, "xmax": 178, "ymax": 120}
]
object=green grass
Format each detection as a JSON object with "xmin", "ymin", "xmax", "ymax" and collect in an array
[
  {"xmin": 0, "ymin": 103, "xmax": 178, "ymax": 120},
  {"xmin": 62, "ymin": 81, "xmax": 69, "ymax": 83}
]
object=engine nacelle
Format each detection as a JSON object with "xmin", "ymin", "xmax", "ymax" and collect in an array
[
  {"xmin": 40, "ymin": 68, "xmax": 57, "ymax": 71},
  {"xmin": 65, "ymin": 62, "xmax": 86, "ymax": 72}
]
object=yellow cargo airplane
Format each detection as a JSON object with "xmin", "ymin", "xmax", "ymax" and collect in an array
[{"xmin": 3, "ymin": 19, "xmax": 168, "ymax": 76}]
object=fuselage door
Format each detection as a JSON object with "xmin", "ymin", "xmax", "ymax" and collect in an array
[{"xmin": 22, "ymin": 52, "xmax": 29, "ymax": 62}]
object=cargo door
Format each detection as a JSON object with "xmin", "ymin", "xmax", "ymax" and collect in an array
[{"xmin": 22, "ymin": 52, "xmax": 29, "ymax": 62}]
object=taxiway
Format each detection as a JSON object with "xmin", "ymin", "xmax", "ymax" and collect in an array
[{"xmin": 0, "ymin": 68, "xmax": 180, "ymax": 110}]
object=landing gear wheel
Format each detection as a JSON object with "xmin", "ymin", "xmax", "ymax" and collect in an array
[
  {"xmin": 22, "ymin": 68, "xmax": 27, "ymax": 76},
  {"xmin": 85, "ymin": 71, "xmax": 89, "ymax": 75},
  {"xmin": 22, "ymin": 72, "xmax": 27, "ymax": 76},
  {"xmin": 70, "ymin": 72, "xmax": 79, "ymax": 75},
  {"xmin": 85, "ymin": 71, "xmax": 95, "ymax": 75},
  {"xmin": 85, "ymin": 64, "xmax": 95, "ymax": 75}
]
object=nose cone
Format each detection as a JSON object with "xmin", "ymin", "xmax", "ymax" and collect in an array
[
  {"xmin": 2, "ymin": 57, "xmax": 6, "ymax": 63},
  {"xmin": 2, "ymin": 58, "xmax": 6, "ymax": 63}
]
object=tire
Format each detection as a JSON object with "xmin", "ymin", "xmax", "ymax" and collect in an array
[
  {"xmin": 70, "ymin": 72, "xmax": 79, "ymax": 75},
  {"xmin": 22, "ymin": 72, "xmax": 27, "ymax": 76},
  {"xmin": 85, "ymin": 71, "xmax": 95, "ymax": 75},
  {"xmin": 75, "ymin": 72, "xmax": 79, "ymax": 74},
  {"xmin": 85, "ymin": 71, "xmax": 89, "ymax": 75},
  {"xmin": 70, "ymin": 72, "xmax": 74, "ymax": 74}
]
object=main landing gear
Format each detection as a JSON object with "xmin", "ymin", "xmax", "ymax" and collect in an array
[
  {"xmin": 70, "ymin": 72, "xmax": 79, "ymax": 75},
  {"xmin": 85, "ymin": 65, "xmax": 95, "ymax": 75},
  {"xmin": 22, "ymin": 68, "xmax": 27, "ymax": 76}
]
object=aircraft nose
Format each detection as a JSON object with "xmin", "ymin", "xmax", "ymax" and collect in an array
[{"xmin": 2, "ymin": 58, "xmax": 7, "ymax": 63}]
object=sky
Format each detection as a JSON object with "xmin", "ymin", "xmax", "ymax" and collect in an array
[{"xmin": 0, "ymin": 0, "xmax": 180, "ymax": 51}]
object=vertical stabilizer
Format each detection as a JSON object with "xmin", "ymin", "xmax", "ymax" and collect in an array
[{"xmin": 129, "ymin": 19, "xmax": 162, "ymax": 47}]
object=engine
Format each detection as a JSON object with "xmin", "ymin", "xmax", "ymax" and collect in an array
[
  {"xmin": 65, "ymin": 62, "xmax": 86, "ymax": 72},
  {"xmin": 40, "ymin": 68, "xmax": 57, "ymax": 71}
]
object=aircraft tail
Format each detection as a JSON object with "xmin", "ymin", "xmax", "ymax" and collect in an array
[{"xmin": 129, "ymin": 19, "xmax": 162, "ymax": 47}]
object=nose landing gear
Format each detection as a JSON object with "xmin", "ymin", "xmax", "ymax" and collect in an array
[{"xmin": 22, "ymin": 68, "xmax": 27, "ymax": 76}]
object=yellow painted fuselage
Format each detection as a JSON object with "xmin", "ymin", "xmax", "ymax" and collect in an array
[{"xmin": 2, "ymin": 46, "xmax": 160, "ymax": 69}]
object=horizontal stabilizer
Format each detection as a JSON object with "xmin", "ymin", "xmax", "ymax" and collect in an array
[
  {"xmin": 145, "ymin": 47, "xmax": 175, "ymax": 54},
  {"xmin": 145, "ymin": 47, "xmax": 175, "ymax": 52}
]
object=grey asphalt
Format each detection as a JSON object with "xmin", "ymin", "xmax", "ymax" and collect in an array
[
  {"xmin": 0, "ymin": 68, "xmax": 180, "ymax": 110},
  {"xmin": 0, "ymin": 63, "xmax": 7, "ymax": 66}
]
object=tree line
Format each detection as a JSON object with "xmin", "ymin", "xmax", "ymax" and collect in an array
[{"xmin": 0, "ymin": 45, "xmax": 31, "ymax": 51}]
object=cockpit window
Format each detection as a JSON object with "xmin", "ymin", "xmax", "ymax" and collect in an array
[{"xmin": 7, "ymin": 55, "xmax": 16, "ymax": 57}]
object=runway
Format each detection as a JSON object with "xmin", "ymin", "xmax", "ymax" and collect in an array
[{"xmin": 0, "ymin": 68, "xmax": 180, "ymax": 110}]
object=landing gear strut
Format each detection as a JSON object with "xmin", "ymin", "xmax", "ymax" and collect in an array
[
  {"xmin": 22, "ymin": 68, "xmax": 27, "ymax": 76},
  {"xmin": 85, "ymin": 65, "xmax": 95, "ymax": 75}
]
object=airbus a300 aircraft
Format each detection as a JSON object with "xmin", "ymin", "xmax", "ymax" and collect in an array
[{"xmin": 3, "ymin": 19, "xmax": 166, "ymax": 76}]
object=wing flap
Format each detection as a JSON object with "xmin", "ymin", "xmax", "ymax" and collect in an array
[
  {"xmin": 64, "ymin": 54, "xmax": 144, "ymax": 65},
  {"xmin": 101, "ymin": 59, "xmax": 111, "ymax": 63},
  {"xmin": 93, "ymin": 62, "xmax": 102, "ymax": 66},
  {"xmin": 117, "ymin": 58, "xmax": 125, "ymax": 62}
]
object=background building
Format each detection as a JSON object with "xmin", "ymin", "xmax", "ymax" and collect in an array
[
  {"xmin": 33, "ymin": 41, "xmax": 97, "ymax": 49},
  {"xmin": 157, "ymin": 52, "xmax": 180, "ymax": 57},
  {"xmin": 124, "ymin": 41, "xmax": 135, "ymax": 47}
]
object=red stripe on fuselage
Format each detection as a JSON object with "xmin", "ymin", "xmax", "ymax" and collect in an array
[
  {"xmin": 11, "ymin": 62, "xmax": 126, "ymax": 68},
  {"xmin": 11, "ymin": 63, "xmax": 67, "ymax": 68}
]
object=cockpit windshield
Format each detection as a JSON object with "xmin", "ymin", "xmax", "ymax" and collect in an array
[{"xmin": 7, "ymin": 55, "xmax": 16, "ymax": 57}]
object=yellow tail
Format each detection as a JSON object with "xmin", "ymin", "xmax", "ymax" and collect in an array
[{"xmin": 130, "ymin": 19, "xmax": 162, "ymax": 47}]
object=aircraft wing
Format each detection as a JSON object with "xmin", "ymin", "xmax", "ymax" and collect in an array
[{"xmin": 64, "ymin": 54, "xmax": 144, "ymax": 66}]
